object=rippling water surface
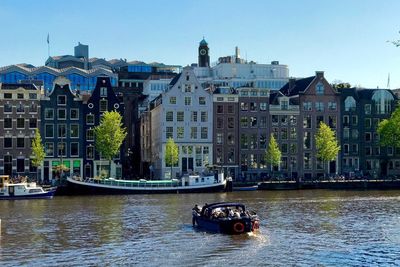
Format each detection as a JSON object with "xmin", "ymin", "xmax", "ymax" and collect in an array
[{"xmin": 1, "ymin": 190, "xmax": 400, "ymax": 266}]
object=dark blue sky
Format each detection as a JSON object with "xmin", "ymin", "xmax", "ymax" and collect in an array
[{"xmin": 1, "ymin": 0, "xmax": 399, "ymax": 88}]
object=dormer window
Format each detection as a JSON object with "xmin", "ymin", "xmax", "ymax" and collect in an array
[
  {"xmin": 280, "ymin": 99, "xmax": 289, "ymax": 110},
  {"xmin": 58, "ymin": 95, "xmax": 66, "ymax": 105},
  {"xmin": 316, "ymin": 82, "xmax": 324, "ymax": 95},
  {"xmin": 100, "ymin": 87, "xmax": 107, "ymax": 97}
]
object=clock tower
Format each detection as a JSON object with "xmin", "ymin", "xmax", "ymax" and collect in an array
[{"xmin": 198, "ymin": 38, "xmax": 210, "ymax": 67}]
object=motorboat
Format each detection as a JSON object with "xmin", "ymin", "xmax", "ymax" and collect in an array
[
  {"xmin": 192, "ymin": 202, "xmax": 260, "ymax": 234},
  {"xmin": 0, "ymin": 175, "xmax": 56, "ymax": 200}
]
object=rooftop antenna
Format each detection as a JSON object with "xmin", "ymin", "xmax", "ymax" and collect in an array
[
  {"xmin": 47, "ymin": 33, "xmax": 50, "ymax": 58},
  {"xmin": 387, "ymin": 73, "xmax": 390, "ymax": 89}
]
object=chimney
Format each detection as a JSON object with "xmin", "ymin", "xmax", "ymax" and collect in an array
[
  {"xmin": 316, "ymin": 71, "xmax": 324, "ymax": 79},
  {"xmin": 288, "ymin": 78, "xmax": 296, "ymax": 91}
]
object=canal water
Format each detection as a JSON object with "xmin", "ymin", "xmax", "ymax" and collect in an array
[{"xmin": 1, "ymin": 190, "xmax": 400, "ymax": 266}]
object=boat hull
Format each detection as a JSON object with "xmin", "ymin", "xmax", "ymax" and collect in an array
[
  {"xmin": 64, "ymin": 178, "xmax": 226, "ymax": 195},
  {"xmin": 194, "ymin": 217, "xmax": 255, "ymax": 234},
  {"xmin": 0, "ymin": 189, "xmax": 56, "ymax": 200}
]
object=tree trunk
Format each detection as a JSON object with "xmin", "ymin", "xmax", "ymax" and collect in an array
[{"xmin": 109, "ymin": 160, "xmax": 112, "ymax": 178}]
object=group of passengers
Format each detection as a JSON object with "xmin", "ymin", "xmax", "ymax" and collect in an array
[{"xmin": 193, "ymin": 204, "xmax": 249, "ymax": 220}]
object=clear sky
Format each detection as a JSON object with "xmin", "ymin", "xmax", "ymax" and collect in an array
[{"xmin": 1, "ymin": 0, "xmax": 399, "ymax": 89}]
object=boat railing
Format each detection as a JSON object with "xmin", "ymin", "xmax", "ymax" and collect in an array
[{"xmin": 81, "ymin": 177, "xmax": 181, "ymax": 188}]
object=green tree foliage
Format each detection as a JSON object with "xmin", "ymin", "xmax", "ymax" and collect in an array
[
  {"xmin": 315, "ymin": 122, "xmax": 340, "ymax": 175},
  {"xmin": 265, "ymin": 134, "xmax": 281, "ymax": 173},
  {"xmin": 332, "ymin": 82, "xmax": 351, "ymax": 89},
  {"xmin": 31, "ymin": 128, "xmax": 45, "ymax": 181},
  {"xmin": 94, "ymin": 111, "xmax": 127, "ymax": 177},
  {"xmin": 378, "ymin": 104, "xmax": 400, "ymax": 148},
  {"xmin": 165, "ymin": 137, "xmax": 179, "ymax": 178}
]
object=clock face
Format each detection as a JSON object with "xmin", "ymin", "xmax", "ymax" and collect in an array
[{"xmin": 200, "ymin": 49, "xmax": 207, "ymax": 55}]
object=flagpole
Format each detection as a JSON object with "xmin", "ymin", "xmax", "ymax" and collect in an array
[{"xmin": 47, "ymin": 33, "xmax": 50, "ymax": 57}]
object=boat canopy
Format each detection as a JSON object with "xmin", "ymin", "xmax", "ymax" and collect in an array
[{"xmin": 200, "ymin": 202, "xmax": 246, "ymax": 213}]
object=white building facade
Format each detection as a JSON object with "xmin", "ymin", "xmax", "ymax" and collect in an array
[{"xmin": 150, "ymin": 67, "xmax": 213, "ymax": 179}]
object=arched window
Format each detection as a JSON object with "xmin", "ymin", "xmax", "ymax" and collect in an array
[
  {"xmin": 316, "ymin": 82, "xmax": 324, "ymax": 95},
  {"xmin": 372, "ymin": 90, "xmax": 394, "ymax": 114},
  {"xmin": 344, "ymin": 96, "xmax": 356, "ymax": 111}
]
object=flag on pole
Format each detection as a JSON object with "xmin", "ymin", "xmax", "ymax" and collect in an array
[{"xmin": 47, "ymin": 33, "xmax": 49, "ymax": 44}]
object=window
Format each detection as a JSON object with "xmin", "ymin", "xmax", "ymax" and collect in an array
[
  {"xmin": 217, "ymin": 133, "xmax": 223, "ymax": 144},
  {"xmin": 17, "ymin": 118, "xmax": 25, "ymax": 129},
  {"xmin": 344, "ymin": 96, "xmax": 356, "ymax": 112},
  {"xmin": 216, "ymin": 97, "xmax": 224, "ymax": 101},
  {"xmin": 352, "ymin": 115, "xmax": 358, "ymax": 126},
  {"xmin": 344, "ymin": 144, "xmax": 349, "ymax": 154},
  {"xmin": 328, "ymin": 102, "xmax": 337, "ymax": 110},
  {"xmin": 290, "ymin": 128, "xmax": 297, "ymax": 139},
  {"xmin": 45, "ymin": 143, "xmax": 54, "ymax": 156},
  {"xmin": 70, "ymin": 124, "xmax": 79, "ymax": 138},
  {"xmin": 4, "ymin": 103, "xmax": 12, "ymax": 113},
  {"xmin": 169, "ymin": 97, "xmax": 176, "ymax": 104},
  {"xmin": 281, "ymin": 143, "xmax": 288, "ymax": 153},
  {"xmin": 184, "ymin": 97, "xmax": 191, "ymax": 105},
  {"xmin": 29, "ymin": 93, "xmax": 37, "ymax": 99},
  {"xmin": 58, "ymin": 124, "xmax": 66, "ymax": 138},
  {"xmin": 70, "ymin": 109, "xmax": 79, "ymax": 120},
  {"xmin": 184, "ymin": 84, "xmax": 192, "ymax": 93},
  {"xmin": 166, "ymin": 111, "xmax": 173, "ymax": 122},
  {"xmin": 228, "ymin": 148, "xmax": 235, "ymax": 163},
  {"xmin": 100, "ymin": 87, "xmax": 107, "ymax": 97},
  {"xmin": 4, "ymin": 137, "xmax": 12, "ymax": 148},
  {"xmin": 365, "ymin": 104, "xmax": 371, "ymax": 115},
  {"xmin": 217, "ymin": 117, "xmax": 223, "ymax": 129},
  {"xmin": 260, "ymin": 103, "xmax": 267, "ymax": 111},
  {"xmin": 281, "ymin": 115, "xmax": 288, "ymax": 125},
  {"xmin": 281, "ymin": 100, "xmax": 289, "ymax": 110},
  {"xmin": 228, "ymin": 117, "xmax": 234, "ymax": 128},
  {"xmin": 16, "ymin": 103, "xmax": 24, "ymax": 113},
  {"xmin": 58, "ymin": 109, "xmax": 66, "ymax": 120},
  {"xmin": 71, "ymin": 143, "xmax": 79, "ymax": 156},
  {"xmin": 240, "ymin": 117, "xmax": 248, "ymax": 127},
  {"xmin": 190, "ymin": 127, "xmax": 197, "ymax": 139},
  {"xmin": 250, "ymin": 117, "xmax": 257, "ymax": 127},
  {"xmin": 250, "ymin": 102, "xmax": 257, "ymax": 111},
  {"xmin": 316, "ymin": 82, "xmax": 324, "ymax": 95},
  {"xmin": 316, "ymin": 115, "xmax": 324, "ymax": 127},
  {"xmin": 315, "ymin": 102, "xmax": 324, "ymax": 112},
  {"xmin": 29, "ymin": 118, "xmax": 37, "ymax": 128},
  {"xmin": 45, "ymin": 108, "xmax": 54, "ymax": 119},
  {"xmin": 272, "ymin": 115, "xmax": 279, "ymax": 125},
  {"xmin": 58, "ymin": 95, "xmax": 66, "ymax": 105},
  {"xmin": 365, "ymin": 132, "xmax": 371, "ymax": 142},
  {"xmin": 191, "ymin": 111, "xmax": 197, "ymax": 122},
  {"xmin": 352, "ymin": 144, "xmax": 358, "ymax": 154},
  {"xmin": 17, "ymin": 93, "xmax": 24, "ymax": 99},
  {"xmin": 365, "ymin": 118, "xmax": 371, "ymax": 128},
  {"xmin": 343, "ymin": 115, "xmax": 350, "ymax": 126},
  {"xmin": 259, "ymin": 117, "xmax": 267, "ymax": 128},
  {"xmin": 86, "ymin": 146, "xmax": 94, "ymax": 159},
  {"xmin": 303, "ymin": 115, "xmax": 311, "ymax": 129},
  {"xmin": 100, "ymin": 99, "xmax": 108, "ymax": 112},
  {"xmin": 177, "ymin": 111, "xmax": 184, "ymax": 122},
  {"xmin": 259, "ymin": 134, "xmax": 267, "ymax": 149},
  {"xmin": 217, "ymin": 105, "xmax": 223, "ymax": 113},
  {"xmin": 86, "ymin": 129, "xmax": 94, "ymax": 141},
  {"xmin": 45, "ymin": 124, "xmax": 54, "ymax": 138},
  {"xmin": 227, "ymin": 133, "xmax": 235, "ymax": 145},
  {"xmin": 201, "ymin": 127, "xmax": 208, "ymax": 139},
  {"xmin": 58, "ymin": 142, "xmax": 66, "ymax": 157},
  {"xmin": 166, "ymin": 127, "xmax": 173, "ymax": 139},
  {"xmin": 17, "ymin": 138, "xmax": 24, "ymax": 148},
  {"xmin": 290, "ymin": 115, "xmax": 297, "ymax": 125},
  {"xmin": 241, "ymin": 134, "xmax": 248, "ymax": 149},
  {"xmin": 303, "ymin": 102, "xmax": 312, "ymax": 111},
  {"xmin": 304, "ymin": 132, "xmax": 311, "ymax": 149},
  {"xmin": 227, "ymin": 105, "xmax": 234, "ymax": 113},
  {"xmin": 372, "ymin": 90, "xmax": 394, "ymax": 114},
  {"xmin": 240, "ymin": 102, "xmax": 248, "ymax": 111},
  {"xmin": 199, "ymin": 97, "xmax": 206, "ymax": 105},
  {"xmin": 4, "ymin": 118, "xmax": 12, "ymax": 129},
  {"xmin": 201, "ymin": 111, "xmax": 207, "ymax": 122},
  {"xmin": 17, "ymin": 158, "xmax": 24, "ymax": 173},
  {"xmin": 304, "ymin": 153, "xmax": 311, "ymax": 169},
  {"xmin": 4, "ymin": 93, "xmax": 12, "ymax": 99},
  {"xmin": 281, "ymin": 128, "xmax": 288, "ymax": 140},
  {"xmin": 86, "ymin": 114, "xmax": 94, "ymax": 124},
  {"xmin": 177, "ymin": 127, "xmax": 184, "ymax": 139}
]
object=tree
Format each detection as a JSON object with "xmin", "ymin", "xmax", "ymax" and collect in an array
[
  {"xmin": 377, "ymin": 103, "xmax": 400, "ymax": 148},
  {"xmin": 315, "ymin": 122, "xmax": 340, "ymax": 177},
  {"xmin": 94, "ymin": 111, "xmax": 127, "ymax": 178},
  {"xmin": 165, "ymin": 137, "xmax": 179, "ymax": 179},
  {"xmin": 264, "ymin": 134, "xmax": 281, "ymax": 177},
  {"xmin": 388, "ymin": 30, "xmax": 400, "ymax": 47},
  {"xmin": 31, "ymin": 128, "xmax": 45, "ymax": 182}
]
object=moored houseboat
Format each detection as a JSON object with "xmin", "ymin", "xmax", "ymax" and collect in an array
[{"xmin": 66, "ymin": 171, "xmax": 227, "ymax": 194}]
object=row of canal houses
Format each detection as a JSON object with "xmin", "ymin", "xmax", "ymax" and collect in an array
[
  {"xmin": 0, "ymin": 76, "xmax": 123, "ymax": 182},
  {"xmin": 1, "ymin": 67, "xmax": 400, "ymax": 182},
  {"xmin": 141, "ymin": 67, "xmax": 400, "ymax": 181}
]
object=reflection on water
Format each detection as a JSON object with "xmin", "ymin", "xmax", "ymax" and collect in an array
[{"xmin": 0, "ymin": 190, "xmax": 400, "ymax": 266}]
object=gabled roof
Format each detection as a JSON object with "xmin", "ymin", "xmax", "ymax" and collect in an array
[
  {"xmin": 280, "ymin": 76, "xmax": 315, "ymax": 96},
  {"xmin": 169, "ymin": 73, "xmax": 181, "ymax": 87}
]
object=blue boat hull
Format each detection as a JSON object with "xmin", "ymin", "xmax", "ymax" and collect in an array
[
  {"xmin": 0, "ymin": 190, "xmax": 56, "ymax": 200},
  {"xmin": 194, "ymin": 217, "xmax": 254, "ymax": 234}
]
